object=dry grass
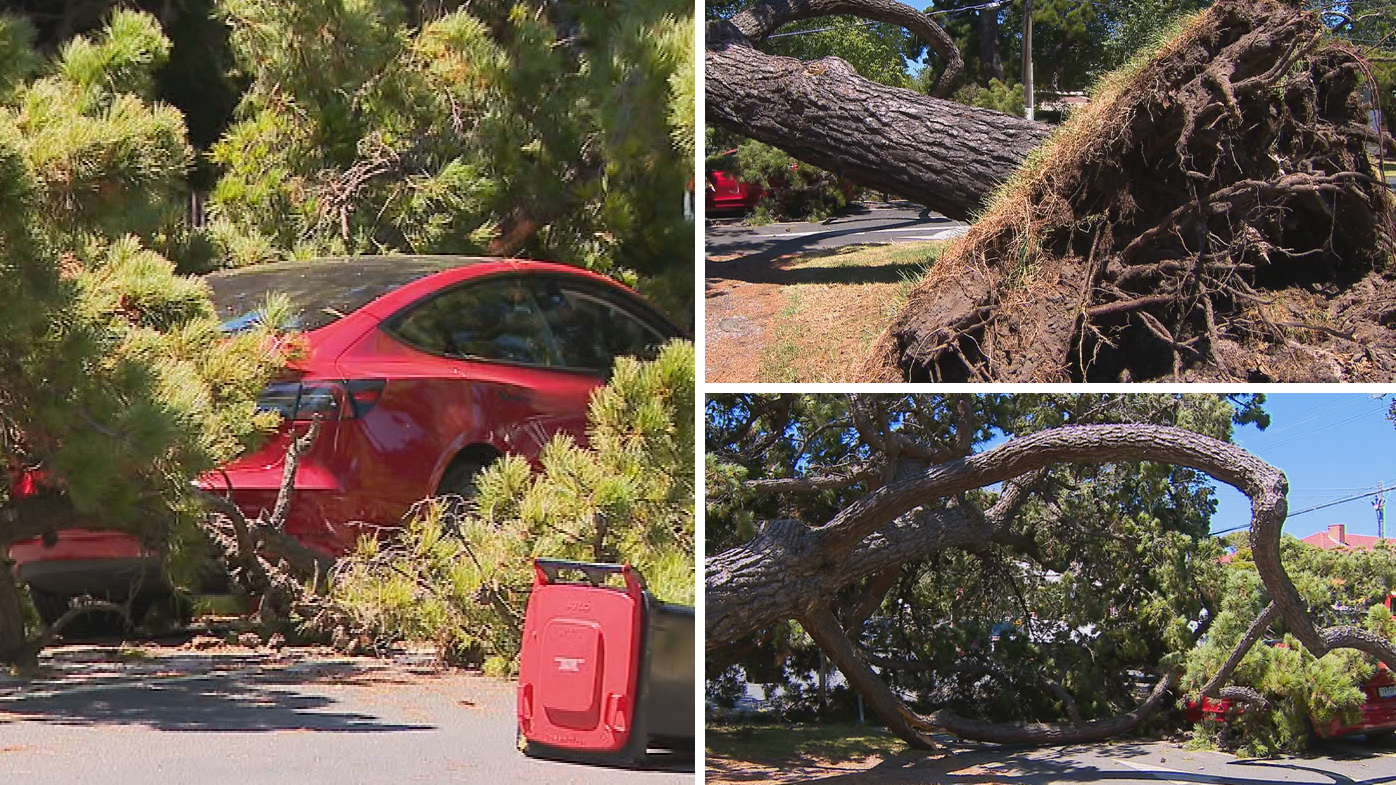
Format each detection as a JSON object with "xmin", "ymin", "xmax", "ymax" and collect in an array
[
  {"xmin": 750, "ymin": 242, "xmax": 945, "ymax": 382},
  {"xmin": 705, "ymin": 722, "xmax": 1028, "ymax": 785}
]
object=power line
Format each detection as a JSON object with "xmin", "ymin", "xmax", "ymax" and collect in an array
[
  {"xmin": 1256, "ymin": 405, "xmax": 1384, "ymax": 454},
  {"xmin": 1211, "ymin": 482, "xmax": 1396, "ymax": 535},
  {"xmin": 1254, "ymin": 396, "xmax": 1350, "ymax": 438}
]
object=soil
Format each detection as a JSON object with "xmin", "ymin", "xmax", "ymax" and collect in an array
[
  {"xmin": 705, "ymin": 255, "xmax": 790, "ymax": 383},
  {"xmin": 868, "ymin": 0, "xmax": 1396, "ymax": 383}
]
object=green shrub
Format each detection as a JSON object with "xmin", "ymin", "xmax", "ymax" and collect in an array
[{"xmin": 330, "ymin": 341, "xmax": 696, "ymax": 666}]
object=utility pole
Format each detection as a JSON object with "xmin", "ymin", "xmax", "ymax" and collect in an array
[
  {"xmin": 1376, "ymin": 481, "xmax": 1386, "ymax": 539},
  {"xmin": 1023, "ymin": 0, "xmax": 1034, "ymax": 121}
]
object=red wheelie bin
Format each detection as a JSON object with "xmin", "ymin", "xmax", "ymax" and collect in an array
[{"xmin": 516, "ymin": 559, "xmax": 694, "ymax": 766}]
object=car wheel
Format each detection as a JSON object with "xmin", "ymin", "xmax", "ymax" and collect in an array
[
  {"xmin": 28, "ymin": 588, "xmax": 69, "ymax": 627},
  {"xmin": 437, "ymin": 459, "xmax": 484, "ymax": 499}
]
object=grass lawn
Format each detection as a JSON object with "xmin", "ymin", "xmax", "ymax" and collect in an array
[
  {"xmin": 751, "ymin": 241, "xmax": 945, "ymax": 382},
  {"xmin": 706, "ymin": 721, "xmax": 911, "ymax": 766},
  {"xmin": 705, "ymin": 721, "xmax": 937, "ymax": 784}
]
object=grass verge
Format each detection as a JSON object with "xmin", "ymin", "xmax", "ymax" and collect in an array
[
  {"xmin": 706, "ymin": 721, "xmax": 912, "ymax": 766},
  {"xmin": 752, "ymin": 241, "xmax": 945, "ymax": 382}
]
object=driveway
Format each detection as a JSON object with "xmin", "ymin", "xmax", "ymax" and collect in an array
[{"xmin": 0, "ymin": 644, "xmax": 692, "ymax": 784}]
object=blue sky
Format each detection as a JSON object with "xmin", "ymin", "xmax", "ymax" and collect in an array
[{"xmin": 1210, "ymin": 393, "xmax": 1396, "ymax": 540}]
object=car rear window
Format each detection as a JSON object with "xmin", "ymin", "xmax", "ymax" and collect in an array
[{"xmin": 207, "ymin": 256, "xmax": 483, "ymax": 333}]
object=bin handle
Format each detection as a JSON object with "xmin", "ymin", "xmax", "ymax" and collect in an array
[{"xmin": 533, "ymin": 558, "xmax": 645, "ymax": 594}]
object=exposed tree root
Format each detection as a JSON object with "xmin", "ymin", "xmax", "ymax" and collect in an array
[{"xmin": 866, "ymin": 0, "xmax": 1396, "ymax": 382}]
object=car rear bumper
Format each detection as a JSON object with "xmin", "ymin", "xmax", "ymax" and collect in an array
[
  {"xmin": 200, "ymin": 463, "xmax": 363, "ymax": 557},
  {"xmin": 1316, "ymin": 701, "xmax": 1396, "ymax": 738},
  {"xmin": 17, "ymin": 555, "xmax": 166, "ymax": 598}
]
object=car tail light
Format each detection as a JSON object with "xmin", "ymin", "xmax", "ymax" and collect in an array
[
  {"xmin": 256, "ymin": 380, "xmax": 386, "ymax": 421},
  {"xmin": 343, "ymin": 380, "xmax": 386, "ymax": 417}
]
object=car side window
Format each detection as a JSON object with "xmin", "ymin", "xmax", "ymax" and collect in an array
[
  {"xmin": 391, "ymin": 278, "xmax": 558, "ymax": 365},
  {"xmin": 531, "ymin": 279, "xmax": 668, "ymax": 373}
]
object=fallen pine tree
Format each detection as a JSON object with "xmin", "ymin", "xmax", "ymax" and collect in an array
[
  {"xmin": 860, "ymin": 0, "xmax": 1396, "ymax": 382},
  {"xmin": 705, "ymin": 394, "xmax": 1396, "ymax": 748}
]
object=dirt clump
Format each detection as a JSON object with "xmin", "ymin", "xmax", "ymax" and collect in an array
[{"xmin": 866, "ymin": 0, "xmax": 1396, "ymax": 382}]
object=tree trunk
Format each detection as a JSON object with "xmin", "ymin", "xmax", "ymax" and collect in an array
[
  {"xmin": 979, "ymin": 7, "xmax": 1003, "ymax": 85},
  {"xmin": 707, "ymin": 423, "xmax": 1283, "ymax": 649},
  {"xmin": 0, "ymin": 559, "xmax": 32, "ymax": 666},
  {"xmin": 706, "ymin": 18, "xmax": 1049, "ymax": 220}
]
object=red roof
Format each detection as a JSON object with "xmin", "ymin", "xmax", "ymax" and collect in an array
[{"xmin": 1300, "ymin": 524, "xmax": 1383, "ymax": 551}]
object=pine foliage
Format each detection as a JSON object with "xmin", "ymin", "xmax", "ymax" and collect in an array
[
  {"xmin": 332, "ymin": 341, "xmax": 695, "ymax": 666},
  {"xmin": 208, "ymin": 0, "xmax": 695, "ymax": 318},
  {"xmin": 0, "ymin": 10, "xmax": 280, "ymax": 554}
]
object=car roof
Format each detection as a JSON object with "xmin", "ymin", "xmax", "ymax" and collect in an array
[
  {"xmin": 204, "ymin": 255, "xmax": 678, "ymax": 338},
  {"xmin": 205, "ymin": 255, "xmax": 494, "ymax": 319}
]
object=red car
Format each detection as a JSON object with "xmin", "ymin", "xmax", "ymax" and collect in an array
[
  {"xmin": 10, "ymin": 255, "xmax": 683, "ymax": 625},
  {"xmin": 1185, "ymin": 605, "xmax": 1396, "ymax": 740},
  {"xmin": 1185, "ymin": 663, "xmax": 1396, "ymax": 739},
  {"xmin": 705, "ymin": 168, "xmax": 765, "ymax": 214}
]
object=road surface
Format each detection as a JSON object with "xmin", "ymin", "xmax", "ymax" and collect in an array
[
  {"xmin": 708, "ymin": 736, "xmax": 1396, "ymax": 784},
  {"xmin": 0, "ymin": 644, "xmax": 692, "ymax": 784},
  {"xmin": 973, "ymin": 738, "xmax": 1396, "ymax": 785},
  {"xmin": 705, "ymin": 202, "xmax": 968, "ymax": 264}
]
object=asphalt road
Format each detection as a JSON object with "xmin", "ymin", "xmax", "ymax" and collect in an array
[
  {"xmin": 854, "ymin": 738, "xmax": 1396, "ymax": 785},
  {"xmin": 0, "ymin": 645, "xmax": 693, "ymax": 784},
  {"xmin": 705, "ymin": 202, "xmax": 969, "ymax": 264}
]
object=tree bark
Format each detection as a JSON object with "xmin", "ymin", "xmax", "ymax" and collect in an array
[
  {"xmin": 979, "ymin": 7, "xmax": 1002, "ymax": 84},
  {"xmin": 707, "ymin": 423, "xmax": 1285, "ymax": 650},
  {"xmin": 706, "ymin": 15, "xmax": 1050, "ymax": 220},
  {"xmin": 0, "ymin": 559, "xmax": 30, "ymax": 666}
]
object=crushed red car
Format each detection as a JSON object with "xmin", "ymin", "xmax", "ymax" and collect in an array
[
  {"xmin": 1185, "ymin": 596, "xmax": 1396, "ymax": 740},
  {"xmin": 8, "ymin": 256, "xmax": 684, "ymax": 624},
  {"xmin": 1185, "ymin": 661, "xmax": 1396, "ymax": 739}
]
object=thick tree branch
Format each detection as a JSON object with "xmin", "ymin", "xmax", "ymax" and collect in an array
[
  {"xmin": 730, "ymin": 0, "xmax": 963, "ymax": 97},
  {"xmin": 739, "ymin": 464, "xmax": 878, "ymax": 494},
  {"xmin": 708, "ymin": 463, "xmax": 1044, "ymax": 649},
  {"xmin": 1197, "ymin": 602, "xmax": 1279, "ymax": 702},
  {"xmin": 706, "ymin": 18, "xmax": 1049, "ymax": 219}
]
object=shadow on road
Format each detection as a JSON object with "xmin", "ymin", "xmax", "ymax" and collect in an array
[
  {"xmin": 706, "ymin": 207, "xmax": 951, "ymax": 268},
  {"xmin": 709, "ymin": 739, "xmax": 1396, "ymax": 785},
  {"xmin": 0, "ymin": 658, "xmax": 435, "ymax": 734},
  {"xmin": 708, "ymin": 251, "xmax": 929, "ymax": 288}
]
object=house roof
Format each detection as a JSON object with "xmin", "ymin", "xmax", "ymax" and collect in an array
[{"xmin": 1300, "ymin": 526, "xmax": 1383, "ymax": 551}]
